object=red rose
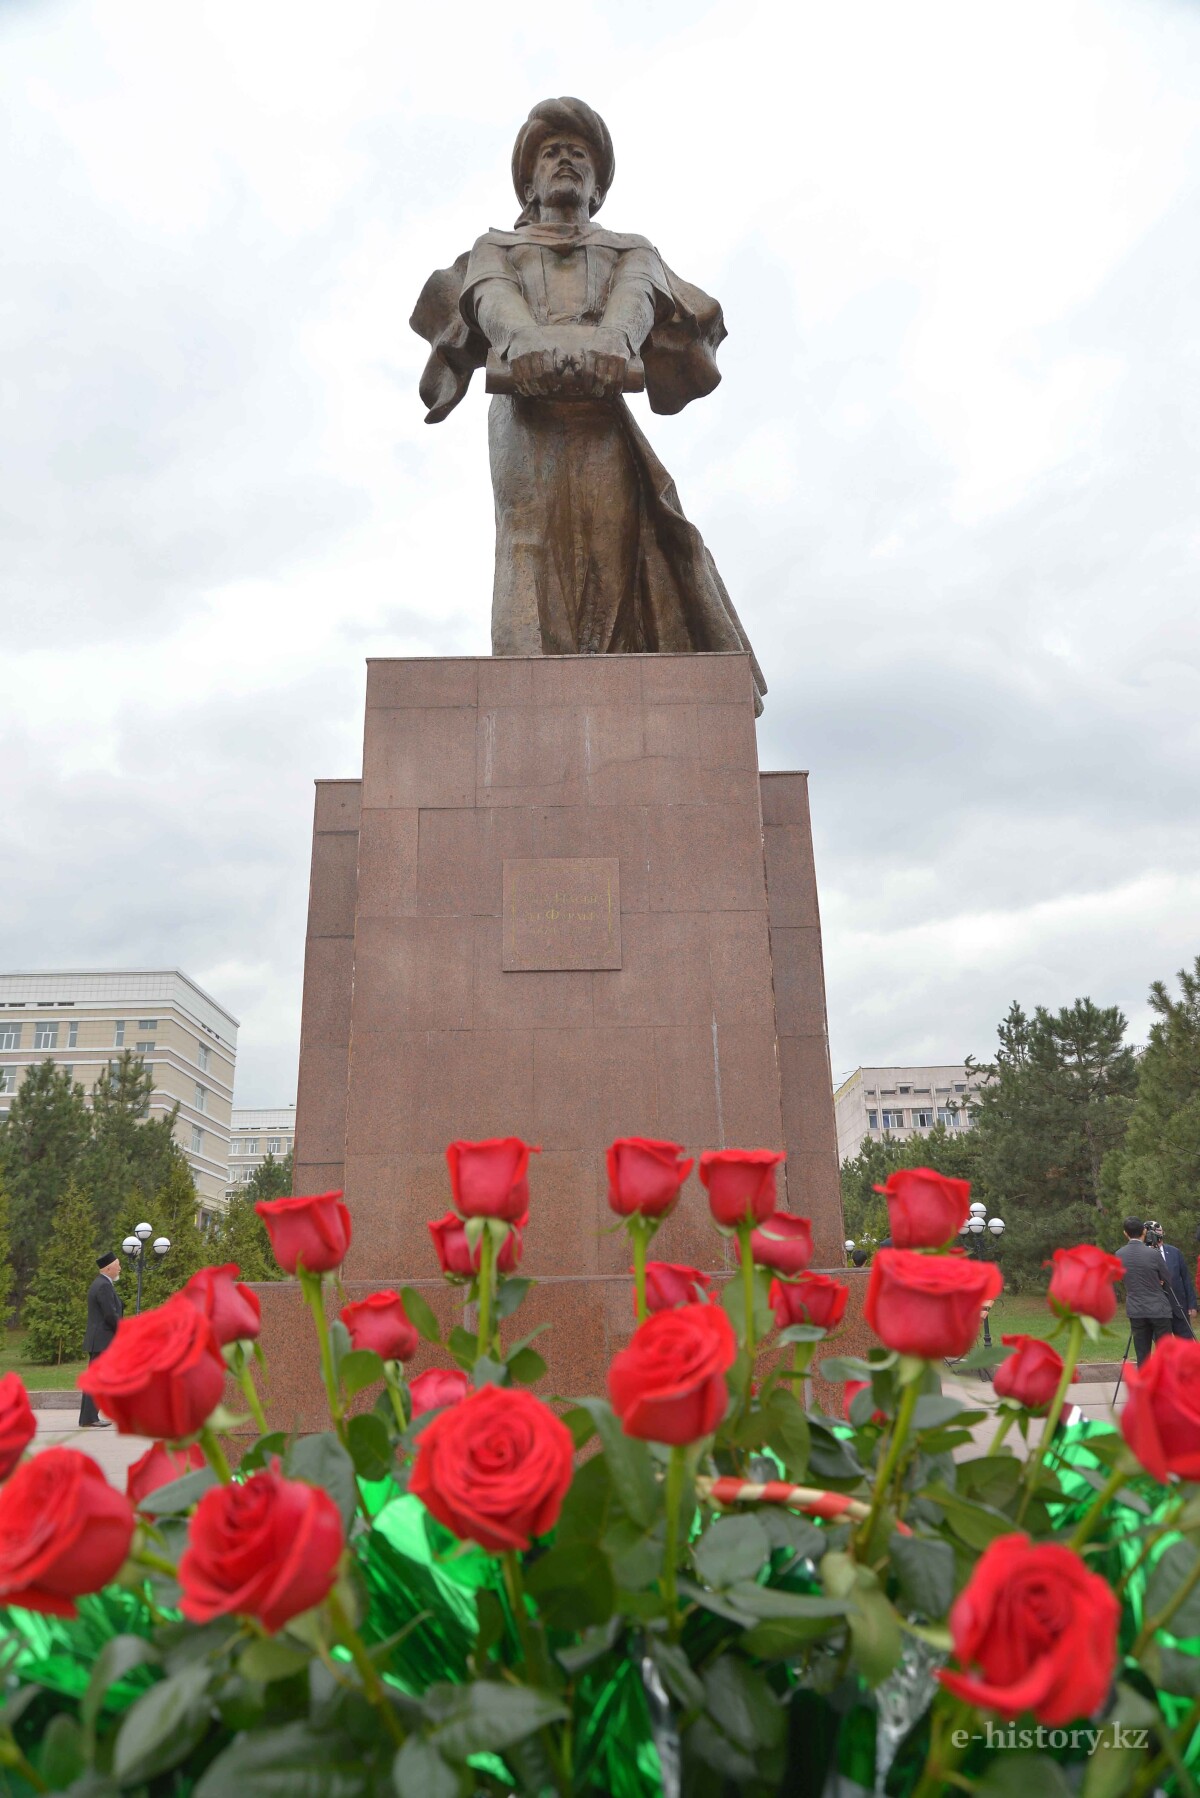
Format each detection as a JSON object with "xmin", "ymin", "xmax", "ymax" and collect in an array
[
  {"xmin": 1047, "ymin": 1244, "xmax": 1123, "ymax": 1324},
  {"xmin": 699, "ymin": 1147, "xmax": 786, "ymax": 1229},
  {"xmin": 607, "ymin": 1137, "xmax": 693, "ymax": 1219},
  {"xmin": 865, "ymin": 1249, "xmax": 1002, "ymax": 1359},
  {"xmin": 181, "ymin": 1263, "xmax": 262, "ymax": 1346},
  {"xmin": 0, "ymin": 1374, "xmax": 36, "ymax": 1481},
  {"xmin": 77, "ymin": 1295, "xmax": 226, "ymax": 1439},
  {"xmin": 642, "ymin": 1262, "xmax": 712, "ymax": 1314},
  {"xmin": 126, "ymin": 1441, "xmax": 207, "ymax": 1509},
  {"xmin": 179, "ymin": 1467, "xmax": 343, "ymax": 1633},
  {"xmin": 410, "ymin": 1385, "xmax": 573, "ymax": 1553},
  {"xmin": 608, "ymin": 1302, "xmax": 738, "ymax": 1445},
  {"xmin": 938, "ymin": 1535, "xmax": 1119, "ymax": 1725},
  {"xmin": 446, "ymin": 1137, "xmax": 539, "ymax": 1224},
  {"xmin": 0, "ymin": 1447, "xmax": 135, "ymax": 1617},
  {"xmin": 1121, "ymin": 1335, "xmax": 1200, "ymax": 1481},
  {"xmin": 770, "ymin": 1272, "xmax": 849, "ymax": 1332},
  {"xmin": 992, "ymin": 1334, "xmax": 1063, "ymax": 1412},
  {"xmin": 409, "ymin": 1368, "xmax": 470, "ymax": 1418},
  {"xmin": 255, "ymin": 1189, "xmax": 351, "ymax": 1275},
  {"xmin": 744, "ymin": 1211, "xmax": 813, "ymax": 1276},
  {"xmin": 429, "ymin": 1210, "xmax": 524, "ymax": 1280},
  {"xmin": 873, "ymin": 1168, "xmax": 971, "ymax": 1249},
  {"xmin": 339, "ymin": 1289, "xmax": 418, "ymax": 1362}
]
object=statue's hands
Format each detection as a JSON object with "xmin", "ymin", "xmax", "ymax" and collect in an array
[
  {"xmin": 577, "ymin": 328, "xmax": 630, "ymax": 399},
  {"xmin": 506, "ymin": 329, "xmax": 563, "ymax": 398}
]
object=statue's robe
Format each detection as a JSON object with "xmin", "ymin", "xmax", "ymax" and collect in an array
[{"xmin": 411, "ymin": 223, "xmax": 766, "ymax": 710}]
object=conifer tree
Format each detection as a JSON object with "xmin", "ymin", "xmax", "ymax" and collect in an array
[
  {"xmin": 0, "ymin": 1182, "xmax": 14, "ymax": 1328},
  {"xmin": 143, "ymin": 1153, "xmax": 210, "ymax": 1296},
  {"xmin": 1103, "ymin": 955, "xmax": 1200, "ymax": 1250},
  {"xmin": 215, "ymin": 1154, "xmax": 292, "ymax": 1282},
  {"xmin": 0, "ymin": 1061, "xmax": 91, "ymax": 1299},
  {"xmin": 23, "ymin": 1181, "xmax": 98, "ymax": 1365},
  {"xmin": 84, "ymin": 1053, "xmax": 179, "ymax": 1248}
]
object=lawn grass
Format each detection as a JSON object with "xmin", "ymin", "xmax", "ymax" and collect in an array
[
  {"xmin": 0, "ymin": 1329, "xmax": 87, "ymax": 1391},
  {"xmin": 984, "ymin": 1291, "xmax": 1128, "ymax": 1359}
]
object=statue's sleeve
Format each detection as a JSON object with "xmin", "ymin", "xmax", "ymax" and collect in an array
[
  {"xmin": 601, "ymin": 244, "xmax": 674, "ymax": 356},
  {"xmin": 409, "ymin": 250, "xmax": 489, "ymax": 424},
  {"xmin": 641, "ymin": 261, "xmax": 729, "ymax": 417},
  {"xmin": 460, "ymin": 238, "xmax": 539, "ymax": 357}
]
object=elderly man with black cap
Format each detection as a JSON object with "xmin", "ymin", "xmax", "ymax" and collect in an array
[
  {"xmin": 78, "ymin": 1250, "xmax": 123, "ymax": 1427},
  {"xmin": 412, "ymin": 96, "xmax": 765, "ymax": 709}
]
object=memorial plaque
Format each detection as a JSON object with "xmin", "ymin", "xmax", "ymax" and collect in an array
[{"xmin": 502, "ymin": 857, "xmax": 621, "ymax": 971}]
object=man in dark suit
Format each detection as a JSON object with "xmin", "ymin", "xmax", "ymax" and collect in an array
[
  {"xmin": 1146, "ymin": 1221, "xmax": 1197, "ymax": 1339},
  {"xmin": 78, "ymin": 1251, "xmax": 124, "ymax": 1427}
]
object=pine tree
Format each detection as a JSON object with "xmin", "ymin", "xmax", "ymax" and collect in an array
[
  {"xmin": 23, "ymin": 1181, "xmax": 99, "ymax": 1365},
  {"xmin": 841, "ymin": 1124, "xmax": 984, "ymax": 1247},
  {"xmin": 0, "ymin": 1182, "xmax": 14, "ymax": 1328},
  {"xmin": 215, "ymin": 1154, "xmax": 292, "ymax": 1282},
  {"xmin": 1103, "ymin": 955, "xmax": 1200, "ymax": 1252},
  {"xmin": 83, "ymin": 1052, "xmax": 180, "ymax": 1248},
  {"xmin": 0, "ymin": 1061, "xmax": 92, "ymax": 1300},
  {"xmin": 139, "ymin": 1153, "xmax": 210, "ymax": 1298}
]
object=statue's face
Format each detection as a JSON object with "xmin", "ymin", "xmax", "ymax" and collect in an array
[{"xmin": 528, "ymin": 136, "xmax": 598, "ymax": 213}]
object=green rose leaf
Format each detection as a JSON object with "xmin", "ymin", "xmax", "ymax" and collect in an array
[
  {"xmin": 889, "ymin": 1533, "xmax": 956, "ymax": 1619},
  {"xmin": 81, "ymin": 1634, "xmax": 160, "ymax": 1734},
  {"xmin": 136, "ymin": 1467, "xmax": 219, "ymax": 1515},
  {"xmin": 692, "ymin": 1515, "xmax": 771, "ymax": 1588},
  {"xmin": 400, "ymin": 1286, "xmax": 441, "ymax": 1345},
  {"xmin": 429, "ymin": 1682, "xmax": 569, "ymax": 1759},
  {"xmin": 392, "ymin": 1737, "xmax": 460, "ymax": 1798},
  {"xmin": 113, "ymin": 1664, "xmax": 212, "ymax": 1785},
  {"xmin": 194, "ymin": 1720, "xmax": 374, "ymax": 1796},
  {"xmin": 569, "ymin": 1397, "xmax": 657, "ymax": 1529},
  {"xmin": 525, "ymin": 1541, "xmax": 616, "ymax": 1630},
  {"xmin": 286, "ymin": 1432, "xmax": 358, "ymax": 1532},
  {"xmin": 339, "ymin": 1349, "xmax": 386, "ymax": 1399}
]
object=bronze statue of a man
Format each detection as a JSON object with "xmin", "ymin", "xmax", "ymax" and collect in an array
[{"xmin": 412, "ymin": 96, "xmax": 765, "ymax": 709}]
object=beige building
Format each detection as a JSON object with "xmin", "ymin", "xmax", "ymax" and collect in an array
[
  {"xmin": 834, "ymin": 1063, "xmax": 982, "ymax": 1164},
  {"xmin": 0, "ymin": 970, "xmax": 237, "ymax": 1214},
  {"xmin": 226, "ymin": 1105, "xmax": 296, "ymax": 1199}
]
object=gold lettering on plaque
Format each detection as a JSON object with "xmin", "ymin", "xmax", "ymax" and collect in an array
[{"xmin": 501, "ymin": 858, "xmax": 621, "ymax": 971}]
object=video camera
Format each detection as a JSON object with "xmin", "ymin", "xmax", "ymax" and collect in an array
[{"xmin": 1145, "ymin": 1222, "xmax": 1164, "ymax": 1247}]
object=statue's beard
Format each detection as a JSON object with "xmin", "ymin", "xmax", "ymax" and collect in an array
[{"xmin": 541, "ymin": 173, "xmax": 587, "ymax": 211}]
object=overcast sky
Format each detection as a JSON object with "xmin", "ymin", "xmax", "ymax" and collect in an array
[{"xmin": 2, "ymin": 0, "xmax": 1198, "ymax": 1105}]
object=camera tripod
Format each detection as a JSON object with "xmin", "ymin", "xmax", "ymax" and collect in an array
[{"xmin": 1113, "ymin": 1282, "xmax": 1195, "ymax": 1406}]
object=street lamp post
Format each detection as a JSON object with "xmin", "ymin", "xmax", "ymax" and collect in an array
[
  {"xmin": 959, "ymin": 1202, "xmax": 1005, "ymax": 1346},
  {"xmin": 120, "ymin": 1222, "xmax": 171, "ymax": 1314}
]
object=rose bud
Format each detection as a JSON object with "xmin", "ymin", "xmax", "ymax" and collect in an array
[
  {"xmin": 429, "ymin": 1211, "xmax": 524, "ymax": 1281},
  {"xmin": 410, "ymin": 1386, "xmax": 573, "ymax": 1553},
  {"xmin": 843, "ymin": 1378, "xmax": 885, "ymax": 1425},
  {"xmin": 865, "ymin": 1248, "xmax": 1002, "ymax": 1360},
  {"xmin": 770, "ymin": 1271, "xmax": 849, "ymax": 1332},
  {"xmin": 699, "ymin": 1148, "xmax": 786, "ymax": 1229},
  {"xmin": 992, "ymin": 1334, "xmax": 1063, "ymax": 1412},
  {"xmin": 0, "ymin": 1374, "xmax": 37, "ymax": 1481},
  {"xmin": 409, "ymin": 1368, "xmax": 471, "ymax": 1418},
  {"xmin": 255, "ymin": 1190, "xmax": 352, "ymax": 1276},
  {"xmin": 1047, "ymin": 1244, "xmax": 1123, "ymax": 1324},
  {"xmin": 873, "ymin": 1167, "xmax": 971, "ymax": 1249},
  {"xmin": 938, "ymin": 1535, "xmax": 1119, "ymax": 1725},
  {"xmin": 179, "ymin": 1467, "xmax": 344, "ymax": 1634},
  {"xmin": 608, "ymin": 1302, "xmax": 737, "ymax": 1445},
  {"xmin": 181, "ymin": 1264, "xmax": 262, "ymax": 1346},
  {"xmin": 642, "ymin": 1262, "xmax": 712, "ymax": 1314},
  {"xmin": 0, "ymin": 1447, "xmax": 135, "ymax": 1617},
  {"xmin": 76, "ymin": 1295, "xmax": 226, "ymax": 1439},
  {"xmin": 742, "ymin": 1212, "xmax": 813, "ymax": 1277},
  {"xmin": 339, "ymin": 1289, "xmax": 418, "ymax": 1362},
  {"xmin": 607, "ymin": 1137, "xmax": 693, "ymax": 1220},
  {"xmin": 1121, "ymin": 1335, "xmax": 1200, "ymax": 1481},
  {"xmin": 445, "ymin": 1137, "xmax": 540, "ymax": 1224},
  {"xmin": 126, "ymin": 1441, "xmax": 207, "ymax": 1510}
]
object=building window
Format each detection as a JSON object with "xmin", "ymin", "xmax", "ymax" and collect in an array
[
  {"xmin": 191, "ymin": 1126, "xmax": 204, "ymax": 1153},
  {"xmin": 67, "ymin": 1021, "xmax": 78, "ymax": 1048},
  {"xmin": 0, "ymin": 1027, "xmax": 19, "ymax": 1051},
  {"xmin": 247, "ymin": 1138, "xmax": 259, "ymax": 1155},
  {"xmin": 138, "ymin": 1019, "xmax": 158, "ymax": 1030},
  {"xmin": 194, "ymin": 1085, "xmax": 207, "ymax": 1113},
  {"xmin": 867, "ymin": 1110, "xmax": 878, "ymax": 1129},
  {"xmin": 135, "ymin": 1041, "xmax": 155, "ymax": 1053},
  {"xmin": 34, "ymin": 1023, "xmax": 58, "ymax": 1050},
  {"xmin": 197, "ymin": 1042, "xmax": 209, "ymax": 1072},
  {"xmin": 953, "ymin": 1082, "xmax": 966, "ymax": 1092},
  {"xmin": 960, "ymin": 1109, "xmax": 973, "ymax": 1127},
  {"xmin": 899, "ymin": 1085, "xmax": 911, "ymax": 1094},
  {"xmin": 143, "ymin": 1064, "xmax": 154, "ymax": 1084},
  {"xmin": 229, "ymin": 1141, "xmax": 242, "ymax": 1155},
  {"xmin": 0, "ymin": 1070, "xmax": 16, "ymax": 1095},
  {"xmin": 881, "ymin": 1109, "xmax": 905, "ymax": 1130},
  {"xmin": 913, "ymin": 1108, "xmax": 933, "ymax": 1128},
  {"xmin": 268, "ymin": 1137, "xmax": 281, "ymax": 1154},
  {"xmin": 113, "ymin": 1021, "xmax": 125, "ymax": 1047},
  {"xmin": 936, "ymin": 1107, "xmax": 955, "ymax": 1128}
]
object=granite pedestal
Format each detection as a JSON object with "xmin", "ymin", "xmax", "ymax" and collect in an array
[{"xmin": 264, "ymin": 651, "xmax": 845, "ymax": 1425}]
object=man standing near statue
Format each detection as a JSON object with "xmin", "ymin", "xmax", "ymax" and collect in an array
[{"xmin": 77, "ymin": 1250, "xmax": 123, "ymax": 1428}]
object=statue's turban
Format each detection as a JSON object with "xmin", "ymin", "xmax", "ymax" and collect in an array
[{"xmin": 511, "ymin": 97, "xmax": 614, "ymax": 214}]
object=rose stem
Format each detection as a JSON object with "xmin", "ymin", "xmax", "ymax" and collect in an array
[
  {"xmin": 300, "ymin": 1266, "xmax": 346, "ymax": 1438},
  {"xmin": 198, "ymin": 1424, "xmax": 233, "ymax": 1484},
  {"xmin": 854, "ymin": 1373, "xmax": 920, "ymax": 1557},
  {"xmin": 792, "ymin": 1340, "xmax": 814, "ymax": 1384},
  {"xmin": 987, "ymin": 1408, "xmax": 1014, "ymax": 1454},
  {"xmin": 476, "ymin": 1226, "xmax": 495, "ymax": 1363},
  {"xmin": 0, "ymin": 1743, "xmax": 49, "ymax": 1793},
  {"xmin": 384, "ymin": 1365, "xmax": 407, "ymax": 1433},
  {"xmin": 1067, "ymin": 1462, "xmax": 1128, "ymax": 1551},
  {"xmin": 326, "ymin": 1586, "xmax": 406, "ymax": 1747},
  {"xmin": 738, "ymin": 1221, "xmax": 757, "ymax": 1364},
  {"xmin": 1015, "ymin": 1315, "xmax": 1082, "ymax": 1525},
  {"xmin": 133, "ymin": 1547, "xmax": 180, "ymax": 1579},
  {"xmin": 236, "ymin": 1354, "xmax": 270, "ymax": 1436},
  {"xmin": 631, "ymin": 1216, "xmax": 649, "ymax": 1325},
  {"xmin": 662, "ymin": 1443, "xmax": 687, "ymax": 1641},
  {"xmin": 911, "ymin": 1695, "xmax": 970, "ymax": 1798},
  {"xmin": 502, "ymin": 1552, "xmax": 570, "ymax": 1790},
  {"xmin": 1116, "ymin": 1499, "xmax": 1184, "ymax": 1597},
  {"xmin": 1127, "ymin": 1696, "xmax": 1200, "ymax": 1798}
]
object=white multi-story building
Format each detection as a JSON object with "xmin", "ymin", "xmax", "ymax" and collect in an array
[
  {"xmin": 0, "ymin": 970, "xmax": 237, "ymax": 1213},
  {"xmin": 226, "ymin": 1105, "xmax": 295, "ymax": 1199},
  {"xmin": 833, "ymin": 1063, "xmax": 982, "ymax": 1164}
]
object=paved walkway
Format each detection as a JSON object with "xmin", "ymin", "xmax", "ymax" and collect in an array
[
  {"xmin": 945, "ymin": 1374, "xmax": 1128, "ymax": 1454},
  {"xmin": 30, "ymin": 1409, "xmax": 151, "ymax": 1487}
]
